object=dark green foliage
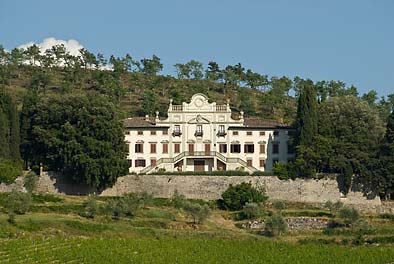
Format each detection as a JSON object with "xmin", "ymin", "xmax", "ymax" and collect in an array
[
  {"xmin": 0, "ymin": 158, "xmax": 21, "ymax": 184},
  {"xmin": 31, "ymin": 193, "xmax": 63, "ymax": 203},
  {"xmin": 264, "ymin": 214, "xmax": 287, "ymax": 236},
  {"xmin": 105, "ymin": 192, "xmax": 153, "ymax": 219},
  {"xmin": 23, "ymin": 170, "xmax": 38, "ymax": 193},
  {"xmin": 272, "ymin": 200, "xmax": 286, "ymax": 211},
  {"xmin": 221, "ymin": 183, "xmax": 267, "ymax": 211},
  {"xmin": 338, "ymin": 207, "xmax": 360, "ymax": 226},
  {"xmin": 0, "ymin": 89, "xmax": 21, "ymax": 163},
  {"xmin": 21, "ymin": 93, "xmax": 129, "ymax": 188}
]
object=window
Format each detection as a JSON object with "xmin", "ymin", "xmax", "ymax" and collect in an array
[
  {"xmin": 273, "ymin": 131, "xmax": 279, "ymax": 136},
  {"xmin": 259, "ymin": 159, "xmax": 266, "ymax": 168},
  {"xmin": 150, "ymin": 143, "xmax": 156, "ymax": 153},
  {"xmin": 204, "ymin": 144, "xmax": 210, "ymax": 154},
  {"xmin": 230, "ymin": 144, "xmax": 241, "ymax": 153},
  {"xmin": 163, "ymin": 130, "xmax": 168, "ymax": 135},
  {"xmin": 287, "ymin": 140, "xmax": 295, "ymax": 154},
  {"xmin": 232, "ymin": 131, "xmax": 238, "ymax": 136},
  {"xmin": 259, "ymin": 144, "xmax": 266, "ymax": 154},
  {"xmin": 247, "ymin": 159, "xmax": 253, "ymax": 167},
  {"xmin": 273, "ymin": 142, "xmax": 279, "ymax": 154},
  {"xmin": 150, "ymin": 131, "xmax": 156, "ymax": 135},
  {"xmin": 125, "ymin": 131, "xmax": 130, "ymax": 135},
  {"xmin": 137, "ymin": 131, "xmax": 143, "ymax": 135},
  {"xmin": 150, "ymin": 159, "xmax": 156, "ymax": 167},
  {"xmin": 135, "ymin": 143, "xmax": 143, "ymax": 153},
  {"xmin": 219, "ymin": 144, "xmax": 227, "ymax": 153},
  {"xmin": 260, "ymin": 131, "xmax": 265, "ymax": 136},
  {"xmin": 173, "ymin": 125, "xmax": 181, "ymax": 136},
  {"xmin": 217, "ymin": 125, "xmax": 226, "ymax": 136},
  {"xmin": 162, "ymin": 143, "xmax": 168, "ymax": 154},
  {"xmin": 246, "ymin": 131, "xmax": 253, "ymax": 136},
  {"xmin": 127, "ymin": 159, "xmax": 132, "ymax": 167},
  {"xmin": 188, "ymin": 143, "xmax": 194, "ymax": 153},
  {"xmin": 195, "ymin": 125, "xmax": 203, "ymax": 136},
  {"xmin": 135, "ymin": 159, "xmax": 146, "ymax": 167},
  {"xmin": 244, "ymin": 144, "xmax": 254, "ymax": 153},
  {"xmin": 125, "ymin": 143, "xmax": 130, "ymax": 152},
  {"xmin": 174, "ymin": 143, "xmax": 180, "ymax": 153}
]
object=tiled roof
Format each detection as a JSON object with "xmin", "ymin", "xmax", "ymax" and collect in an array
[
  {"xmin": 242, "ymin": 117, "xmax": 291, "ymax": 128},
  {"xmin": 123, "ymin": 117, "xmax": 156, "ymax": 128}
]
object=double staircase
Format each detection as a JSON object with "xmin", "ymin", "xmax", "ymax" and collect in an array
[{"xmin": 139, "ymin": 151, "xmax": 258, "ymax": 174}]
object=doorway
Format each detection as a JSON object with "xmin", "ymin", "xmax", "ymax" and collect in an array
[{"xmin": 194, "ymin": 160, "xmax": 205, "ymax": 171}]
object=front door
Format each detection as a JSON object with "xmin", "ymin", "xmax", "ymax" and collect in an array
[{"xmin": 194, "ymin": 160, "xmax": 205, "ymax": 171}]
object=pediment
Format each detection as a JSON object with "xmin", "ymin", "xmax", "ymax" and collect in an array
[{"xmin": 188, "ymin": 114, "xmax": 210, "ymax": 124}]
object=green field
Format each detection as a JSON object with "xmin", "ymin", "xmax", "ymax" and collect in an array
[{"xmin": 0, "ymin": 195, "xmax": 394, "ymax": 264}]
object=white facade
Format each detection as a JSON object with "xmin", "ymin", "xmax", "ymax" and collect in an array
[{"xmin": 124, "ymin": 93, "xmax": 295, "ymax": 174}]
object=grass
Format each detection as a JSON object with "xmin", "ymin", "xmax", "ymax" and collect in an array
[{"xmin": 0, "ymin": 194, "xmax": 394, "ymax": 263}]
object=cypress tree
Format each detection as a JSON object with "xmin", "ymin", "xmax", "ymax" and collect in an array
[{"xmin": 295, "ymin": 79, "xmax": 318, "ymax": 147}]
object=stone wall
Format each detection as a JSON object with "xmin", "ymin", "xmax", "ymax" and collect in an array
[
  {"xmin": 0, "ymin": 177, "xmax": 24, "ymax": 193},
  {"xmin": 101, "ymin": 175, "xmax": 382, "ymax": 211}
]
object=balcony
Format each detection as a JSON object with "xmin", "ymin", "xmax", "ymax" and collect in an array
[
  {"xmin": 216, "ymin": 131, "xmax": 227, "ymax": 137},
  {"xmin": 194, "ymin": 130, "xmax": 203, "ymax": 137},
  {"xmin": 172, "ymin": 130, "xmax": 182, "ymax": 137}
]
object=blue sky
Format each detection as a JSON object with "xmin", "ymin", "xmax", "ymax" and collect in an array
[{"xmin": 1, "ymin": 0, "xmax": 393, "ymax": 96}]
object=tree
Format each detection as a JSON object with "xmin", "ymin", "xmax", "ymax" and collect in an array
[
  {"xmin": 141, "ymin": 90, "xmax": 158, "ymax": 115},
  {"xmin": 205, "ymin": 61, "xmax": 222, "ymax": 82},
  {"xmin": 293, "ymin": 79, "xmax": 318, "ymax": 178},
  {"xmin": 24, "ymin": 170, "xmax": 39, "ymax": 193},
  {"xmin": 264, "ymin": 214, "xmax": 287, "ymax": 236},
  {"xmin": 3, "ymin": 191, "xmax": 31, "ymax": 224},
  {"xmin": 361, "ymin": 90, "xmax": 378, "ymax": 107},
  {"xmin": 21, "ymin": 93, "xmax": 129, "ymax": 188},
  {"xmin": 221, "ymin": 183, "xmax": 267, "ymax": 211},
  {"xmin": 139, "ymin": 55, "xmax": 163, "ymax": 75}
]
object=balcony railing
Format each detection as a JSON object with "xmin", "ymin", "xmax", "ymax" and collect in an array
[
  {"xmin": 216, "ymin": 105, "xmax": 227, "ymax": 112},
  {"xmin": 216, "ymin": 131, "xmax": 227, "ymax": 137},
  {"xmin": 172, "ymin": 130, "xmax": 182, "ymax": 137},
  {"xmin": 194, "ymin": 130, "xmax": 203, "ymax": 137},
  {"xmin": 172, "ymin": 105, "xmax": 183, "ymax": 111}
]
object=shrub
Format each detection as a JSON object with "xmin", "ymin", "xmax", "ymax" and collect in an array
[
  {"xmin": 23, "ymin": 171, "xmax": 39, "ymax": 193},
  {"xmin": 239, "ymin": 202, "xmax": 263, "ymax": 220},
  {"xmin": 272, "ymin": 200, "xmax": 286, "ymax": 212},
  {"xmin": 3, "ymin": 191, "xmax": 31, "ymax": 224},
  {"xmin": 221, "ymin": 183, "xmax": 267, "ymax": 211},
  {"xmin": 80, "ymin": 194, "xmax": 99, "ymax": 219},
  {"xmin": 0, "ymin": 159, "xmax": 21, "ymax": 184},
  {"xmin": 338, "ymin": 207, "xmax": 360, "ymax": 226},
  {"xmin": 324, "ymin": 200, "xmax": 343, "ymax": 212},
  {"xmin": 264, "ymin": 214, "xmax": 287, "ymax": 236},
  {"xmin": 182, "ymin": 201, "xmax": 210, "ymax": 224},
  {"xmin": 105, "ymin": 192, "xmax": 153, "ymax": 219},
  {"xmin": 170, "ymin": 190, "xmax": 187, "ymax": 209},
  {"xmin": 31, "ymin": 194, "xmax": 63, "ymax": 203}
]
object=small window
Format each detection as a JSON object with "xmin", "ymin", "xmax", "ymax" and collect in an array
[
  {"xmin": 174, "ymin": 125, "xmax": 180, "ymax": 132},
  {"xmin": 219, "ymin": 144, "xmax": 227, "ymax": 153},
  {"xmin": 273, "ymin": 131, "xmax": 279, "ymax": 136},
  {"xmin": 246, "ymin": 131, "xmax": 253, "ymax": 136},
  {"xmin": 260, "ymin": 131, "xmax": 265, "ymax": 136},
  {"xmin": 150, "ymin": 143, "xmax": 156, "ymax": 153},
  {"xmin": 273, "ymin": 142, "xmax": 279, "ymax": 154},
  {"xmin": 125, "ymin": 131, "xmax": 130, "ymax": 135},
  {"xmin": 150, "ymin": 131, "xmax": 156, "ymax": 135},
  {"xmin": 174, "ymin": 143, "xmax": 180, "ymax": 153},
  {"xmin": 150, "ymin": 159, "xmax": 156, "ymax": 166},
  {"xmin": 162, "ymin": 143, "xmax": 168, "ymax": 154},
  {"xmin": 244, "ymin": 144, "xmax": 254, "ymax": 153},
  {"xmin": 259, "ymin": 144, "xmax": 266, "ymax": 154},
  {"xmin": 138, "ymin": 131, "xmax": 143, "ymax": 135},
  {"xmin": 188, "ymin": 143, "xmax": 194, "ymax": 153},
  {"xmin": 230, "ymin": 144, "xmax": 241, "ymax": 153},
  {"xmin": 218, "ymin": 125, "xmax": 225, "ymax": 133},
  {"xmin": 259, "ymin": 159, "xmax": 266, "ymax": 168},
  {"xmin": 128, "ymin": 159, "xmax": 132, "ymax": 167},
  {"xmin": 247, "ymin": 159, "xmax": 253, "ymax": 167},
  {"xmin": 287, "ymin": 140, "xmax": 295, "ymax": 154},
  {"xmin": 163, "ymin": 130, "xmax": 168, "ymax": 135},
  {"xmin": 232, "ymin": 131, "xmax": 238, "ymax": 136},
  {"xmin": 135, "ymin": 159, "xmax": 146, "ymax": 167},
  {"xmin": 135, "ymin": 143, "xmax": 143, "ymax": 153}
]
